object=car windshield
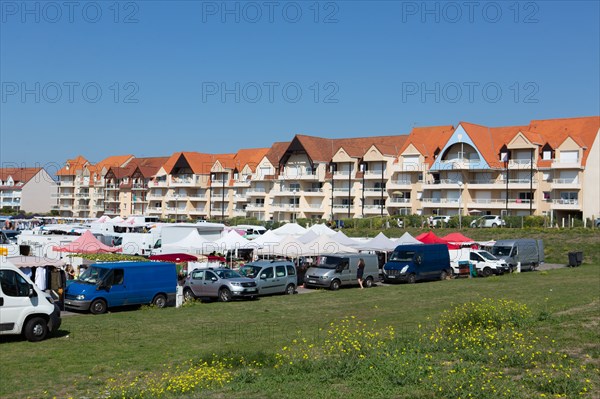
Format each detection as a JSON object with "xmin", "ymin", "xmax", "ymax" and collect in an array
[
  {"xmin": 389, "ymin": 250, "xmax": 416, "ymax": 262},
  {"xmin": 215, "ymin": 269, "xmax": 242, "ymax": 279},
  {"xmin": 238, "ymin": 265, "xmax": 261, "ymax": 278},
  {"xmin": 478, "ymin": 251, "xmax": 499, "ymax": 261},
  {"xmin": 78, "ymin": 266, "xmax": 111, "ymax": 284},
  {"xmin": 315, "ymin": 256, "xmax": 346, "ymax": 269},
  {"xmin": 492, "ymin": 246, "xmax": 512, "ymax": 257}
]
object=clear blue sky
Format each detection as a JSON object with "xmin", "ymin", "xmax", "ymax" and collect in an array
[{"xmin": 1, "ymin": 1, "xmax": 599, "ymax": 170}]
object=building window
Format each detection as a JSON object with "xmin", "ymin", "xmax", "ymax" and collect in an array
[{"xmin": 542, "ymin": 150, "xmax": 552, "ymax": 160}]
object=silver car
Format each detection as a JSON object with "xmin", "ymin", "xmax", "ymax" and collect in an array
[
  {"xmin": 238, "ymin": 260, "xmax": 297, "ymax": 296},
  {"xmin": 183, "ymin": 268, "xmax": 258, "ymax": 302},
  {"xmin": 471, "ymin": 215, "xmax": 506, "ymax": 228}
]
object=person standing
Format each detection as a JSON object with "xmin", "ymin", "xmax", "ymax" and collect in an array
[{"xmin": 357, "ymin": 258, "xmax": 365, "ymax": 289}]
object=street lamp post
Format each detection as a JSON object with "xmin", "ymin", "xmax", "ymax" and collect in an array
[
  {"xmin": 292, "ymin": 189, "xmax": 297, "ymax": 223},
  {"xmin": 458, "ymin": 181, "xmax": 463, "ymax": 229},
  {"xmin": 360, "ymin": 162, "xmax": 365, "ymax": 218}
]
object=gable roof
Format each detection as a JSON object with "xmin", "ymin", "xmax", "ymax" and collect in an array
[
  {"xmin": 526, "ymin": 116, "xmax": 600, "ymax": 165},
  {"xmin": 265, "ymin": 141, "xmax": 290, "ymax": 166},
  {"xmin": 162, "ymin": 152, "xmax": 216, "ymax": 175},
  {"xmin": 234, "ymin": 148, "xmax": 270, "ymax": 172},
  {"xmin": 56, "ymin": 155, "xmax": 89, "ymax": 176},
  {"xmin": 0, "ymin": 167, "xmax": 44, "ymax": 186},
  {"xmin": 397, "ymin": 126, "xmax": 455, "ymax": 166}
]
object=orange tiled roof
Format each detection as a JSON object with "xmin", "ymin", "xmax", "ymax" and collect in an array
[
  {"xmin": 95, "ymin": 155, "xmax": 134, "ymax": 170},
  {"xmin": 397, "ymin": 125, "xmax": 455, "ymax": 166},
  {"xmin": 211, "ymin": 153, "xmax": 236, "ymax": 170},
  {"xmin": 56, "ymin": 155, "xmax": 89, "ymax": 176},
  {"xmin": 462, "ymin": 123, "xmax": 529, "ymax": 169},
  {"xmin": 234, "ymin": 148, "xmax": 270, "ymax": 172},
  {"xmin": 265, "ymin": 142, "xmax": 290, "ymax": 166},
  {"xmin": 162, "ymin": 152, "xmax": 216, "ymax": 175},
  {"xmin": 527, "ymin": 116, "xmax": 600, "ymax": 166},
  {"xmin": 0, "ymin": 167, "xmax": 43, "ymax": 186}
]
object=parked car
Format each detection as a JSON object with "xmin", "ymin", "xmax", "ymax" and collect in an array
[
  {"xmin": 0, "ymin": 260, "xmax": 61, "ymax": 341},
  {"xmin": 492, "ymin": 239, "xmax": 544, "ymax": 271},
  {"xmin": 65, "ymin": 261, "xmax": 177, "ymax": 314},
  {"xmin": 448, "ymin": 248, "xmax": 510, "ymax": 277},
  {"xmin": 470, "ymin": 215, "xmax": 506, "ymax": 228},
  {"xmin": 183, "ymin": 268, "xmax": 258, "ymax": 302},
  {"xmin": 382, "ymin": 244, "xmax": 452, "ymax": 283},
  {"xmin": 595, "ymin": 217, "xmax": 600, "ymax": 227},
  {"xmin": 304, "ymin": 253, "xmax": 379, "ymax": 290},
  {"xmin": 430, "ymin": 216, "xmax": 450, "ymax": 227},
  {"xmin": 238, "ymin": 260, "xmax": 297, "ymax": 295}
]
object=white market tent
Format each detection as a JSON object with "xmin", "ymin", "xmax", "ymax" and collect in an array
[
  {"xmin": 271, "ymin": 223, "xmax": 307, "ymax": 236},
  {"xmin": 212, "ymin": 230, "xmax": 251, "ymax": 251},
  {"xmin": 297, "ymin": 230, "xmax": 319, "ymax": 244},
  {"xmin": 394, "ymin": 232, "xmax": 423, "ymax": 245},
  {"xmin": 305, "ymin": 234, "xmax": 359, "ymax": 255},
  {"xmin": 355, "ymin": 232, "xmax": 398, "ymax": 252},
  {"xmin": 256, "ymin": 235, "xmax": 309, "ymax": 257},
  {"xmin": 246, "ymin": 229, "xmax": 283, "ymax": 249},
  {"xmin": 307, "ymin": 223, "xmax": 337, "ymax": 236},
  {"xmin": 331, "ymin": 231, "xmax": 361, "ymax": 247},
  {"xmin": 162, "ymin": 230, "xmax": 211, "ymax": 254}
]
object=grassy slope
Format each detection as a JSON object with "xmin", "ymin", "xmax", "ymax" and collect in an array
[{"xmin": 1, "ymin": 262, "xmax": 599, "ymax": 398}]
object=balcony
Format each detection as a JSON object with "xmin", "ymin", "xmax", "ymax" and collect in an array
[
  {"xmin": 332, "ymin": 188, "xmax": 354, "ymax": 197},
  {"xmin": 233, "ymin": 179, "xmax": 251, "ymax": 187},
  {"xmin": 423, "ymin": 179, "xmax": 463, "ymax": 189},
  {"xmin": 150, "ymin": 180, "xmax": 169, "ymax": 187},
  {"xmin": 105, "ymin": 184, "xmax": 119, "ymax": 190},
  {"xmin": 76, "ymin": 193, "xmax": 90, "ymax": 198},
  {"xmin": 508, "ymin": 159, "xmax": 535, "ymax": 169},
  {"xmin": 392, "ymin": 162, "xmax": 425, "ymax": 173},
  {"xmin": 57, "ymin": 180, "xmax": 75, "ymax": 187},
  {"xmin": 170, "ymin": 175, "xmax": 198, "ymax": 187},
  {"xmin": 233, "ymin": 195, "xmax": 249, "ymax": 202},
  {"xmin": 146, "ymin": 207, "xmax": 163, "ymax": 213},
  {"xmin": 388, "ymin": 197, "xmax": 411, "ymax": 206},
  {"xmin": 437, "ymin": 159, "xmax": 478, "ymax": 170},
  {"xmin": 387, "ymin": 179, "xmax": 412, "ymax": 189},
  {"xmin": 552, "ymin": 160, "xmax": 582, "ymax": 169},
  {"xmin": 188, "ymin": 207, "xmax": 208, "ymax": 215},
  {"xmin": 467, "ymin": 179, "xmax": 504, "ymax": 189},
  {"xmin": 188, "ymin": 194, "xmax": 208, "ymax": 201},
  {"xmin": 131, "ymin": 183, "xmax": 147, "ymax": 190},
  {"xmin": 363, "ymin": 205, "xmax": 386, "ymax": 214},
  {"xmin": 245, "ymin": 204, "xmax": 265, "ymax": 211},
  {"xmin": 420, "ymin": 198, "xmax": 460, "ymax": 208},
  {"xmin": 363, "ymin": 188, "xmax": 387, "ymax": 197},
  {"xmin": 507, "ymin": 199, "xmax": 537, "ymax": 209},
  {"xmin": 467, "ymin": 199, "xmax": 506, "ymax": 209},
  {"xmin": 271, "ymin": 203, "xmax": 295, "ymax": 211},
  {"xmin": 551, "ymin": 198, "xmax": 580, "ymax": 210},
  {"xmin": 247, "ymin": 188, "xmax": 267, "ymax": 196},
  {"xmin": 551, "ymin": 179, "xmax": 581, "ymax": 189},
  {"xmin": 363, "ymin": 170, "xmax": 388, "ymax": 180},
  {"xmin": 232, "ymin": 208, "xmax": 247, "ymax": 216},
  {"xmin": 303, "ymin": 188, "xmax": 325, "ymax": 196}
]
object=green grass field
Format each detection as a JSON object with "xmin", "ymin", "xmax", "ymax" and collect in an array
[{"xmin": 1, "ymin": 259, "xmax": 599, "ymax": 398}]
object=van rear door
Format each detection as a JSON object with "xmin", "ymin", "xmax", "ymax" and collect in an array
[{"xmin": 0, "ymin": 268, "xmax": 34, "ymax": 334}]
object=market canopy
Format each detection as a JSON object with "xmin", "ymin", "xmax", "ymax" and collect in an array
[
  {"xmin": 442, "ymin": 232, "xmax": 474, "ymax": 244},
  {"xmin": 331, "ymin": 231, "xmax": 361, "ymax": 247},
  {"xmin": 3, "ymin": 256, "xmax": 66, "ymax": 268},
  {"xmin": 355, "ymin": 232, "xmax": 397, "ymax": 252},
  {"xmin": 211, "ymin": 230, "xmax": 251, "ymax": 251},
  {"xmin": 271, "ymin": 222, "xmax": 307, "ymax": 236},
  {"xmin": 245, "ymin": 229, "xmax": 283, "ymax": 249},
  {"xmin": 305, "ymin": 234, "xmax": 358, "ymax": 255},
  {"xmin": 162, "ymin": 230, "xmax": 211, "ymax": 254},
  {"xmin": 148, "ymin": 253, "xmax": 198, "ymax": 262},
  {"xmin": 394, "ymin": 232, "xmax": 423, "ymax": 245},
  {"xmin": 415, "ymin": 231, "xmax": 448, "ymax": 245},
  {"xmin": 307, "ymin": 223, "xmax": 337, "ymax": 236},
  {"xmin": 256, "ymin": 235, "xmax": 309, "ymax": 257},
  {"xmin": 297, "ymin": 230, "xmax": 319, "ymax": 244},
  {"xmin": 52, "ymin": 230, "xmax": 122, "ymax": 253}
]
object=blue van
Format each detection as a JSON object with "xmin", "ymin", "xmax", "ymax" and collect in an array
[
  {"xmin": 64, "ymin": 261, "xmax": 177, "ymax": 314},
  {"xmin": 382, "ymin": 244, "xmax": 452, "ymax": 283}
]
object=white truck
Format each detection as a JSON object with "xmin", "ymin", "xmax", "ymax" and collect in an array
[
  {"xmin": 150, "ymin": 222, "xmax": 226, "ymax": 255},
  {"xmin": 0, "ymin": 260, "xmax": 62, "ymax": 342},
  {"xmin": 448, "ymin": 248, "xmax": 510, "ymax": 277}
]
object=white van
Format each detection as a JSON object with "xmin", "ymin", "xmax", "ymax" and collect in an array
[
  {"xmin": 448, "ymin": 248, "xmax": 510, "ymax": 277},
  {"xmin": 0, "ymin": 261, "xmax": 61, "ymax": 342},
  {"xmin": 304, "ymin": 253, "xmax": 379, "ymax": 290}
]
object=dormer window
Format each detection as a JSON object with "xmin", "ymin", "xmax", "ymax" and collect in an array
[{"xmin": 542, "ymin": 150, "xmax": 552, "ymax": 160}]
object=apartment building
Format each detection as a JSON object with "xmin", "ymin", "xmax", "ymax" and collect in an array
[
  {"xmin": 0, "ymin": 167, "xmax": 57, "ymax": 213},
  {"xmin": 52, "ymin": 116, "xmax": 599, "ymax": 222}
]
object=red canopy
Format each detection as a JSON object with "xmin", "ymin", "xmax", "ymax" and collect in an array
[
  {"xmin": 149, "ymin": 253, "xmax": 198, "ymax": 262},
  {"xmin": 415, "ymin": 231, "xmax": 448, "ymax": 244},
  {"xmin": 52, "ymin": 230, "xmax": 122, "ymax": 253},
  {"xmin": 441, "ymin": 232, "xmax": 474, "ymax": 243},
  {"xmin": 416, "ymin": 232, "xmax": 462, "ymax": 249}
]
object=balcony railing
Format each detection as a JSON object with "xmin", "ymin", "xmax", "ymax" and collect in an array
[{"xmin": 420, "ymin": 198, "xmax": 459, "ymax": 204}]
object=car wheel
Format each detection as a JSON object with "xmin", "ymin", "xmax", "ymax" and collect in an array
[
  {"xmin": 364, "ymin": 277, "xmax": 373, "ymax": 288},
  {"xmin": 492, "ymin": 223, "xmax": 498, "ymax": 228},
  {"xmin": 440, "ymin": 270, "xmax": 448, "ymax": 280},
  {"xmin": 285, "ymin": 284, "xmax": 295, "ymax": 295},
  {"xmin": 23, "ymin": 317, "xmax": 48, "ymax": 342},
  {"xmin": 152, "ymin": 294, "xmax": 167, "ymax": 308},
  {"xmin": 90, "ymin": 299, "xmax": 107, "ymax": 315},
  {"xmin": 219, "ymin": 287, "xmax": 232, "ymax": 302},
  {"xmin": 481, "ymin": 267, "xmax": 492, "ymax": 278},
  {"xmin": 406, "ymin": 274, "xmax": 416, "ymax": 284},
  {"xmin": 330, "ymin": 279, "xmax": 341, "ymax": 291},
  {"xmin": 183, "ymin": 288, "xmax": 195, "ymax": 302}
]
